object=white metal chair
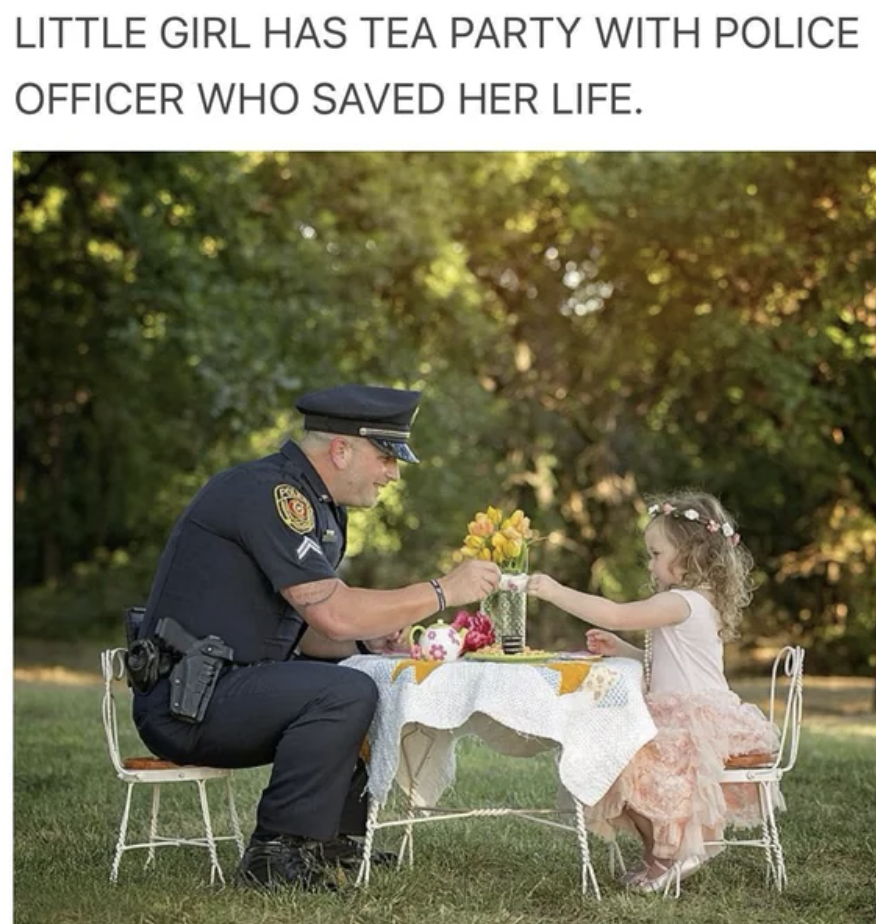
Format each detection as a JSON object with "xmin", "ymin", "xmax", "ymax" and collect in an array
[
  {"xmin": 707, "ymin": 644, "xmax": 805, "ymax": 893},
  {"xmin": 101, "ymin": 647, "xmax": 246, "ymax": 884}
]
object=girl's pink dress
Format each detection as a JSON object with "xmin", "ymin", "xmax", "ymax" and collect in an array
[{"xmin": 586, "ymin": 589, "xmax": 782, "ymax": 861}]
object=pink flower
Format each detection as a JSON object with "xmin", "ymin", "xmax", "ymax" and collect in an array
[
  {"xmin": 451, "ymin": 610, "xmax": 496, "ymax": 653},
  {"xmin": 410, "ymin": 643, "xmax": 423, "ymax": 660}
]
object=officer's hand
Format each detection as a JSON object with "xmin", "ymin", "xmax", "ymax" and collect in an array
[
  {"xmin": 438, "ymin": 560, "xmax": 501, "ymax": 608},
  {"xmin": 365, "ymin": 629, "xmax": 408, "ymax": 654}
]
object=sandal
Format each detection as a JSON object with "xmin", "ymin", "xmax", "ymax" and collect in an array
[
  {"xmin": 629, "ymin": 859, "xmax": 673, "ymax": 893},
  {"xmin": 630, "ymin": 856, "xmax": 703, "ymax": 896},
  {"xmin": 618, "ymin": 862, "xmax": 649, "ymax": 885}
]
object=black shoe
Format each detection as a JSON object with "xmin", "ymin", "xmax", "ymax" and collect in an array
[
  {"xmin": 237, "ymin": 835, "xmax": 338, "ymax": 891},
  {"xmin": 318, "ymin": 835, "xmax": 398, "ymax": 869}
]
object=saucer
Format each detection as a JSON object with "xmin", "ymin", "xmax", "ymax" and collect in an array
[{"xmin": 463, "ymin": 651, "xmax": 555, "ymax": 663}]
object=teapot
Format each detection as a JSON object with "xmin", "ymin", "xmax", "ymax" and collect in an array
[{"xmin": 409, "ymin": 619, "xmax": 468, "ymax": 662}]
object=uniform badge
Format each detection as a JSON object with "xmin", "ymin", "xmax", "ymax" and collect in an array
[{"xmin": 274, "ymin": 484, "xmax": 315, "ymax": 534}]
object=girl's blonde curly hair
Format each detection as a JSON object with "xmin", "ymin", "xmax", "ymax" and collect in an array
[{"xmin": 644, "ymin": 490, "xmax": 756, "ymax": 639}]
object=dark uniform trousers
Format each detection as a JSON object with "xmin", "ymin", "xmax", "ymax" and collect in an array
[{"xmin": 134, "ymin": 659, "xmax": 379, "ymax": 841}]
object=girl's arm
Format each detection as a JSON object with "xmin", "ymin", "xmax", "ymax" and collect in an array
[{"xmin": 528, "ymin": 573, "xmax": 689, "ymax": 631}]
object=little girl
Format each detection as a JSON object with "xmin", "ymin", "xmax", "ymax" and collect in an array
[{"xmin": 527, "ymin": 490, "xmax": 781, "ymax": 893}]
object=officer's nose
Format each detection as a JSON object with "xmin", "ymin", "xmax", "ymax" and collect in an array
[{"xmin": 386, "ymin": 459, "xmax": 400, "ymax": 482}]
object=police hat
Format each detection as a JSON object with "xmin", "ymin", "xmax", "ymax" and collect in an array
[{"xmin": 296, "ymin": 384, "xmax": 422, "ymax": 464}]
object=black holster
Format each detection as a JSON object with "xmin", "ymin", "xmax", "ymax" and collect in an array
[{"xmin": 159, "ymin": 618, "xmax": 235, "ymax": 724}]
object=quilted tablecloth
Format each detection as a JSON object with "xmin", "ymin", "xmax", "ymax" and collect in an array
[{"xmin": 341, "ymin": 655, "xmax": 657, "ymax": 807}]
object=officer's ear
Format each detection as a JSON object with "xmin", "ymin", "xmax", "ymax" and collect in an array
[{"xmin": 328, "ymin": 436, "xmax": 353, "ymax": 470}]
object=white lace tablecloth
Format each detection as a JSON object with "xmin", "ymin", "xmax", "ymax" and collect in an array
[{"xmin": 341, "ymin": 655, "xmax": 657, "ymax": 808}]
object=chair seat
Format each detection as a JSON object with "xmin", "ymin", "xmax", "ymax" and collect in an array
[
  {"xmin": 724, "ymin": 751, "xmax": 778, "ymax": 769},
  {"xmin": 122, "ymin": 757, "xmax": 187, "ymax": 771}
]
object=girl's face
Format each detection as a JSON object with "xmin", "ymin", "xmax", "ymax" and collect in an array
[{"xmin": 644, "ymin": 522, "xmax": 685, "ymax": 590}]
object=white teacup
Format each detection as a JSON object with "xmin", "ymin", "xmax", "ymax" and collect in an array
[{"xmin": 498, "ymin": 573, "xmax": 529, "ymax": 593}]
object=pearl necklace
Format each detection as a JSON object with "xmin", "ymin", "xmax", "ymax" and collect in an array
[{"xmin": 644, "ymin": 629, "xmax": 653, "ymax": 691}]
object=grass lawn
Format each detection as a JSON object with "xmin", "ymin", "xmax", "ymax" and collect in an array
[{"xmin": 13, "ymin": 657, "xmax": 876, "ymax": 924}]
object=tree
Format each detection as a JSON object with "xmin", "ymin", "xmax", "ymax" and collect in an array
[{"xmin": 14, "ymin": 152, "xmax": 876, "ymax": 674}]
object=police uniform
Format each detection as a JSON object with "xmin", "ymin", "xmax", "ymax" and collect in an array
[{"xmin": 132, "ymin": 385, "xmax": 421, "ymax": 880}]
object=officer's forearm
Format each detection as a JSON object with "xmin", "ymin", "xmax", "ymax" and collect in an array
[{"xmin": 282, "ymin": 580, "xmax": 439, "ymax": 641}]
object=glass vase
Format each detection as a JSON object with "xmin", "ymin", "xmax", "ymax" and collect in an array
[{"xmin": 484, "ymin": 586, "xmax": 527, "ymax": 655}]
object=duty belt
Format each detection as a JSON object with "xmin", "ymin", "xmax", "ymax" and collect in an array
[{"xmin": 125, "ymin": 617, "xmax": 235, "ymax": 725}]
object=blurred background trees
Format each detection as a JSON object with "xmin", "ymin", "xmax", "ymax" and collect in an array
[{"xmin": 13, "ymin": 151, "xmax": 876, "ymax": 675}]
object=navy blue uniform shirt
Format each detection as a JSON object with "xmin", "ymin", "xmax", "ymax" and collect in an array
[{"xmin": 141, "ymin": 441, "xmax": 347, "ymax": 664}]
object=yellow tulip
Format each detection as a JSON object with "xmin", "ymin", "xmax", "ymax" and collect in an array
[
  {"xmin": 486, "ymin": 506, "xmax": 503, "ymax": 526},
  {"xmin": 461, "ymin": 505, "xmax": 533, "ymax": 570}
]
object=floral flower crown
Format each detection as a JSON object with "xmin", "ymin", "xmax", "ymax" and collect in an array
[{"xmin": 647, "ymin": 502, "xmax": 741, "ymax": 546}]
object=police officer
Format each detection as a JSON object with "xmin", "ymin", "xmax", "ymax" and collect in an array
[{"xmin": 132, "ymin": 384, "xmax": 500, "ymax": 890}]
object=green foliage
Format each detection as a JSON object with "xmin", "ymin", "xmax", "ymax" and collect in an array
[
  {"xmin": 447, "ymin": 152, "xmax": 876, "ymax": 671},
  {"xmin": 14, "ymin": 545, "xmax": 159, "ymax": 641},
  {"xmin": 13, "ymin": 152, "xmax": 876, "ymax": 673}
]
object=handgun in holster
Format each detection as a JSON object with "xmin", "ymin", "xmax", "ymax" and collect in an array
[{"xmin": 157, "ymin": 617, "xmax": 235, "ymax": 724}]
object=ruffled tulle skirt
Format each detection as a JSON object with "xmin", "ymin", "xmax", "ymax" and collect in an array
[{"xmin": 586, "ymin": 689, "xmax": 784, "ymax": 862}]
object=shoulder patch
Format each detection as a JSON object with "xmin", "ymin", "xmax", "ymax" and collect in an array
[{"xmin": 274, "ymin": 484, "xmax": 315, "ymax": 534}]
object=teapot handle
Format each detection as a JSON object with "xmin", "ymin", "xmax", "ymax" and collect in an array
[{"xmin": 409, "ymin": 624, "xmax": 426, "ymax": 646}]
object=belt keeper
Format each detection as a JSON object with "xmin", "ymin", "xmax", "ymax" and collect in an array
[{"xmin": 429, "ymin": 578, "xmax": 446, "ymax": 612}]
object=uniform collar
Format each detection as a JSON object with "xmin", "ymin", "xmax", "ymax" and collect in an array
[{"xmin": 279, "ymin": 440, "xmax": 336, "ymax": 505}]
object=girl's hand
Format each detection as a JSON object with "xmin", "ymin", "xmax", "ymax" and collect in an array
[
  {"xmin": 586, "ymin": 628, "xmax": 624, "ymax": 656},
  {"xmin": 526, "ymin": 572, "xmax": 559, "ymax": 603}
]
